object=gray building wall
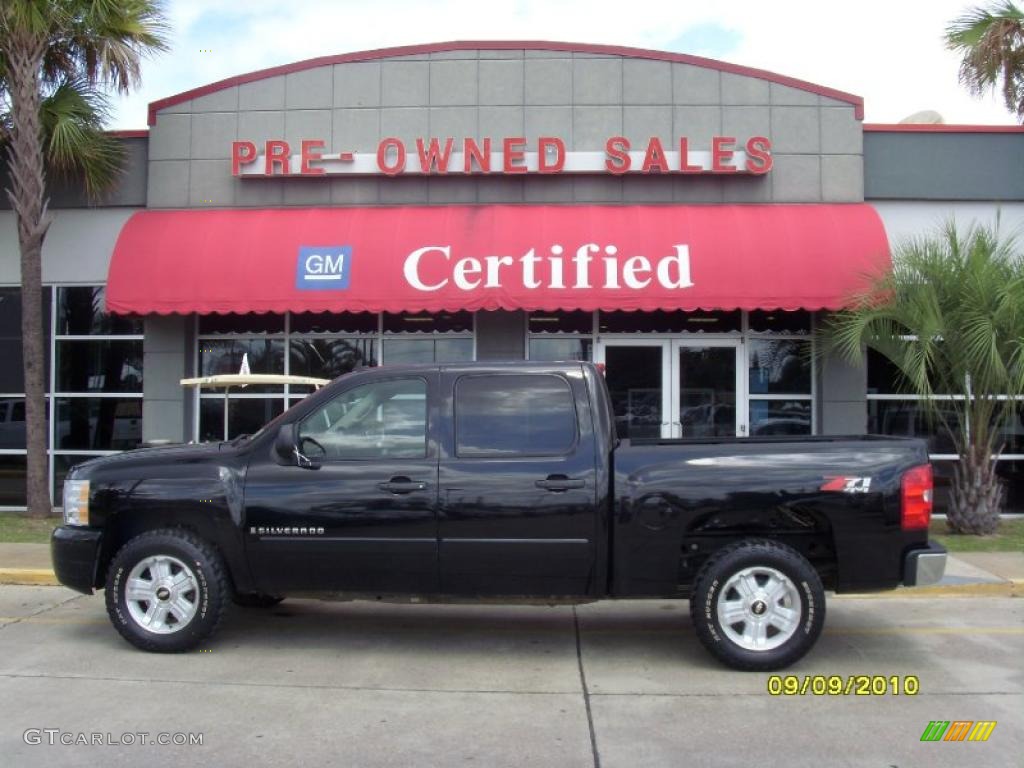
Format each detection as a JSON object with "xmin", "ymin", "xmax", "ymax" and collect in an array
[
  {"xmin": 865, "ymin": 131, "xmax": 1024, "ymax": 201},
  {"xmin": 148, "ymin": 47, "xmax": 865, "ymax": 209},
  {"xmin": 0, "ymin": 135, "xmax": 148, "ymax": 210}
]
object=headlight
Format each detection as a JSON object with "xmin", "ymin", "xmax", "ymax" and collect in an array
[{"xmin": 63, "ymin": 479, "xmax": 90, "ymax": 526}]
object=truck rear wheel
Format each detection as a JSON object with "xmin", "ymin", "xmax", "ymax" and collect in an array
[
  {"xmin": 690, "ymin": 539, "xmax": 825, "ymax": 671},
  {"xmin": 104, "ymin": 529, "xmax": 228, "ymax": 653}
]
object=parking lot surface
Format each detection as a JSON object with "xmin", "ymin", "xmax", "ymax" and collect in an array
[{"xmin": 0, "ymin": 586, "xmax": 1020, "ymax": 767}]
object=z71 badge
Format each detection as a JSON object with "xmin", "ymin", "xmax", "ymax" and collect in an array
[{"xmin": 820, "ymin": 476, "xmax": 872, "ymax": 493}]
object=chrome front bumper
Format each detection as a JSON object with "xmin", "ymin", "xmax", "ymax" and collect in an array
[{"xmin": 904, "ymin": 542, "xmax": 948, "ymax": 587}]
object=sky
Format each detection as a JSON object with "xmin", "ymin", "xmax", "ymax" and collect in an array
[{"xmin": 107, "ymin": 0, "xmax": 1021, "ymax": 129}]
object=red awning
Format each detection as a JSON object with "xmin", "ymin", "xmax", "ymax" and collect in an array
[{"xmin": 105, "ymin": 204, "xmax": 890, "ymax": 315}]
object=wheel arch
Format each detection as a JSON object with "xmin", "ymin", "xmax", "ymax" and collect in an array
[
  {"xmin": 96, "ymin": 506, "xmax": 255, "ymax": 595},
  {"xmin": 680, "ymin": 506, "xmax": 839, "ymax": 592}
]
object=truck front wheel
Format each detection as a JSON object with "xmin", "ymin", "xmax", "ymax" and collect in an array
[
  {"xmin": 690, "ymin": 539, "xmax": 825, "ymax": 671},
  {"xmin": 104, "ymin": 529, "xmax": 229, "ymax": 653}
]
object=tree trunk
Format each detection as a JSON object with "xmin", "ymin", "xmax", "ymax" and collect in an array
[
  {"xmin": 948, "ymin": 444, "xmax": 1003, "ymax": 534},
  {"xmin": 4, "ymin": 32, "xmax": 52, "ymax": 518}
]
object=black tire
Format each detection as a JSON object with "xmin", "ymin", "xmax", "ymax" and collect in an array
[
  {"xmin": 104, "ymin": 528, "xmax": 229, "ymax": 653},
  {"xmin": 689, "ymin": 539, "xmax": 825, "ymax": 671},
  {"xmin": 232, "ymin": 593, "xmax": 284, "ymax": 609}
]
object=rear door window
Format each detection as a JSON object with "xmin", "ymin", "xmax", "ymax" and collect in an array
[{"xmin": 455, "ymin": 374, "xmax": 578, "ymax": 457}]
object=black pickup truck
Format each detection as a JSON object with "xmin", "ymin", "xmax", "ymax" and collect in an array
[{"xmin": 52, "ymin": 362, "xmax": 945, "ymax": 670}]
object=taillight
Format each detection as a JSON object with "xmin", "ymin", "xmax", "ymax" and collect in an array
[{"xmin": 901, "ymin": 464, "xmax": 933, "ymax": 530}]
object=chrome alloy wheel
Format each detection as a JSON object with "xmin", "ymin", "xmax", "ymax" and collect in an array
[
  {"xmin": 716, "ymin": 566, "xmax": 802, "ymax": 651},
  {"xmin": 124, "ymin": 555, "xmax": 200, "ymax": 634}
]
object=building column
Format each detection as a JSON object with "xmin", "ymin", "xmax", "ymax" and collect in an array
[
  {"xmin": 142, "ymin": 315, "xmax": 190, "ymax": 443},
  {"xmin": 818, "ymin": 347, "xmax": 867, "ymax": 435},
  {"xmin": 475, "ymin": 310, "xmax": 526, "ymax": 360}
]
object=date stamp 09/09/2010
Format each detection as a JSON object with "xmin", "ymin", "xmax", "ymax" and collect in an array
[{"xmin": 766, "ymin": 674, "xmax": 920, "ymax": 696}]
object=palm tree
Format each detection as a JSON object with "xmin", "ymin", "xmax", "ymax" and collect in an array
[
  {"xmin": 946, "ymin": 1, "xmax": 1024, "ymax": 121},
  {"xmin": 0, "ymin": 1, "xmax": 167, "ymax": 517},
  {"xmin": 822, "ymin": 221, "xmax": 1024, "ymax": 534}
]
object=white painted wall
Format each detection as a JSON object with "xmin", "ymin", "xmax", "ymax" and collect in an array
[{"xmin": 871, "ymin": 201, "xmax": 1024, "ymax": 248}]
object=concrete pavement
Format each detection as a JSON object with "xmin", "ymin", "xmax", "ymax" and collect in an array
[{"xmin": 0, "ymin": 585, "xmax": 1020, "ymax": 767}]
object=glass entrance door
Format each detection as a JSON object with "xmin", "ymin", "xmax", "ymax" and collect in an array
[
  {"xmin": 599, "ymin": 342, "xmax": 671, "ymax": 440},
  {"xmin": 597, "ymin": 339, "xmax": 744, "ymax": 440},
  {"xmin": 671, "ymin": 341, "xmax": 743, "ymax": 438}
]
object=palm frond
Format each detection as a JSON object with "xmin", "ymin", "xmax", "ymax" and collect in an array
[
  {"xmin": 945, "ymin": 1, "xmax": 1024, "ymax": 119},
  {"xmin": 38, "ymin": 76, "xmax": 124, "ymax": 197}
]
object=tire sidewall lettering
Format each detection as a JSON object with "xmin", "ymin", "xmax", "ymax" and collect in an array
[
  {"xmin": 111, "ymin": 565, "xmax": 130, "ymax": 626},
  {"xmin": 704, "ymin": 578, "xmax": 722, "ymax": 643},
  {"xmin": 799, "ymin": 579, "xmax": 815, "ymax": 636}
]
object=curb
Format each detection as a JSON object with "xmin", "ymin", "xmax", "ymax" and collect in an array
[
  {"xmin": 837, "ymin": 580, "xmax": 1024, "ymax": 599},
  {"xmin": 0, "ymin": 569, "xmax": 61, "ymax": 587}
]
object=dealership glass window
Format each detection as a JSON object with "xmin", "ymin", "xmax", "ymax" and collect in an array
[
  {"xmin": 0, "ymin": 454, "xmax": 27, "ymax": 507},
  {"xmin": 0, "ymin": 287, "xmax": 52, "ymax": 393},
  {"xmin": 194, "ymin": 311, "xmax": 468, "ymax": 442},
  {"xmin": 599, "ymin": 310, "xmax": 741, "ymax": 334},
  {"xmin": 291, "ymin": 312, "xmax": 378, "ymax": 335},
  {"xmin": 0, "ymin": 285, "xmax": 147, "ymax": 510},
  {"xmin": 527, "ymin": 311, "xmax": 594, "ymax": 362},
  {"xmin": 746, "ymin": 329, "xmax": 813, "ymax": 436},
  {"xmin": 199, "ymin": 397, "xmax": 286, "ymax": 443},
  {"xmin": 56, "ymin": 340, "xmax": 143, "ymax": 392},
  {"xmin": 198, "ymin": 313, "xmax": 285, "ymax": 335},
  {"xmin": 289, "ymin": 338, "xmax": 377, "ymax": 381},
  {"xmin": 198, "ymin": 338, "xmax": 285, "ymax": 393},
  {"xmin": 866, "ymin": 351, "xmax": 1024, "ymax": 515},
  {"xmin": 56, "ymin": 286, "xmax": 141, "ymax": 335},
  {"xmin": 382, "ymin": 337, "xmax": 473, "ymax": 364},
  {"xmin": 54, "ymin": 397, "xmax": 143, "ymax": 451},
  {"xmin": 747, "ymin": 310, "xmax": 812, "ymax": 335},
  {"xmin": 383, "ymin": 311, "xmax": 472, "ymax": 334},
  {"xmin": 380, "ymin": 311, "xmax": 474, "ymax": 364}
]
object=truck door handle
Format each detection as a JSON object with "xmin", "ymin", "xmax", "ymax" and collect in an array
[
  {"xmin": 535, "ymin": 476, "xmax": 585, "ymax": 492},
  {"xmin": 378, "ymin": 477, "xmax": 428, "ymax": 494}
]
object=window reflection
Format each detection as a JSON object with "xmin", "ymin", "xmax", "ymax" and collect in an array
[
  {"xmin": 867, "ymin": 400, "xmax": 959, "ymax": 454},
  {"xmin": 748, "ymin": 340, "xmax": 810, "ymax": 395},
  {"xmin": 289, "ymin": 338, "xmax": 376, "ymax": 381},
  {"xmin": 749, "ymin": 400, "xmax": 811, "ymax": 435},
  {"xmin": 529, "ymin": 338, "xmax": 592, "ymax": 361},
  {"xmin": 383, "ymin": 338, "xmax": 473, "ymax": 364},
  {"xmin": 298, "ymin": 378, "xmax": 426, "ymax": 460},
  {"xmin": 57, "ymin": 340, "xmax": 143, "ymax": 392},
  {"xmin": 198, "ymin": 339, "xmax": 285, "ymax": 393},
  {"xmin": 55, "ymin": 397, "xmax": 142, "ymax": 450},
  {"xmin": 199, "ymin": 398, "xmax": 284, "ymax": 442},
  {"xmin": 455, "ymin": 374, "xmax": 576, "ymax": 456},
  {"xmin": 57, "ymin": 287, "xmax": 141, "ymax": 335}
]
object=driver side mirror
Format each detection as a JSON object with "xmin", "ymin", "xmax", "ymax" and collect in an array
[{"xmin": 274, "ymin": 423, "xmax": 320, "ymax": 469}]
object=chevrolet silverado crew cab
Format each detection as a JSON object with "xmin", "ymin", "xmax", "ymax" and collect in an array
[{"xmin": 52, "ymin": 362, "xmax": 946, "ymax": 670}]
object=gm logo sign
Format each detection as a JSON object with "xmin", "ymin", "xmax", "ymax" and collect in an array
[{"xmin": 296, "ymin": 246, "xmax": 351, "ymax": 290}]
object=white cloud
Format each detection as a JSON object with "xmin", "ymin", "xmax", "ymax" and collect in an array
[{"xmin": 108, "ymin": 0, "xmax": 1019, "ymax": 127}]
